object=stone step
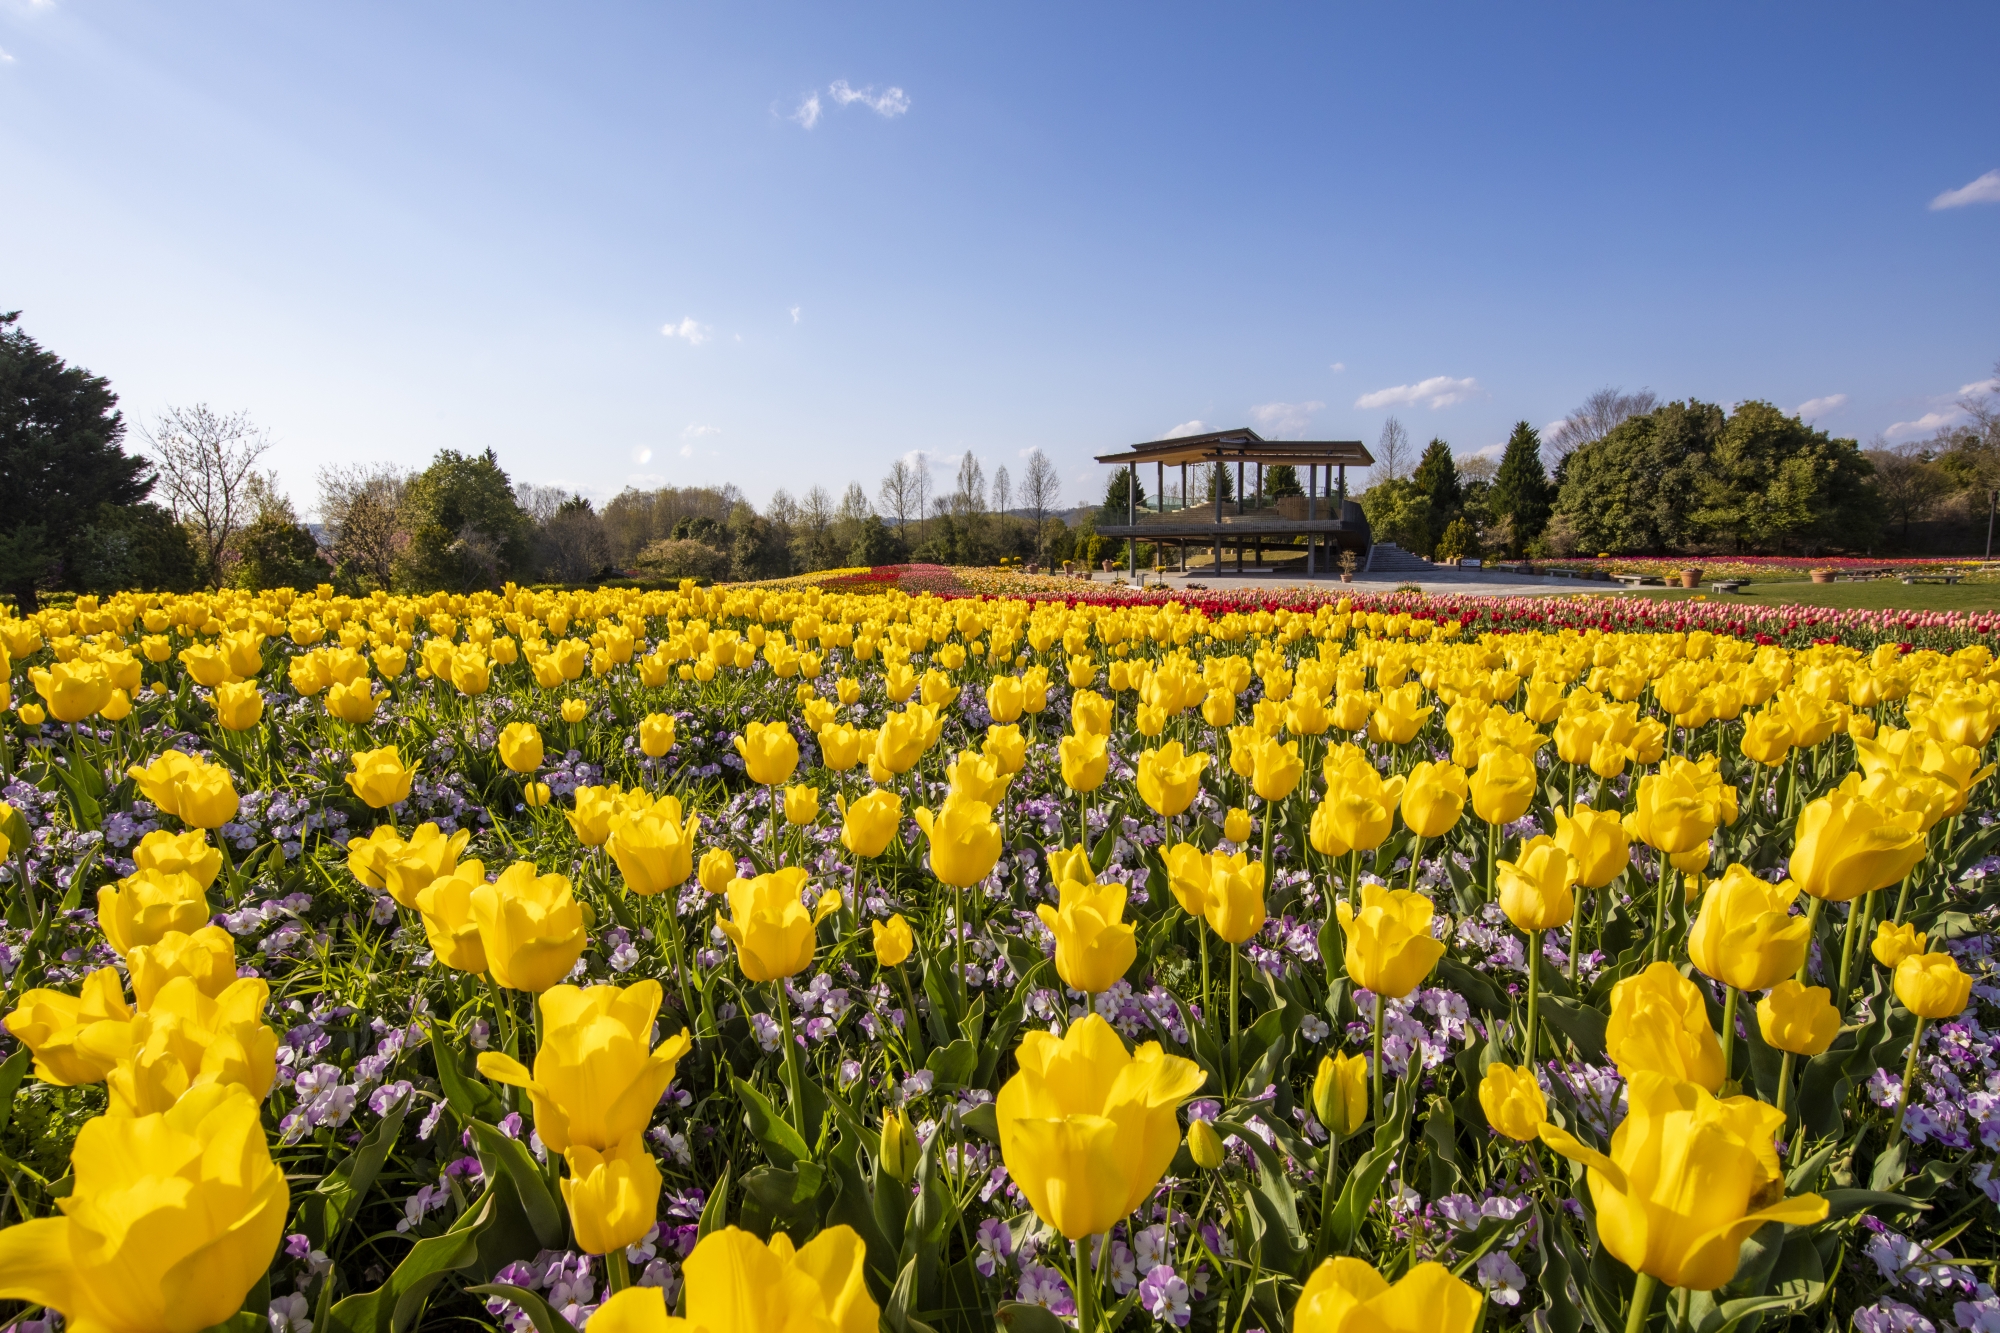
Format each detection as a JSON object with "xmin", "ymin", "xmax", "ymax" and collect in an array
[{"xmin": 1363, "ymin": 543, "xmax": 1435, "ymax": 574}]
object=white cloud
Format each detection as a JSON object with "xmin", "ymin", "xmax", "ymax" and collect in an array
[
  {"xmin": 631, "ymin": 447, "xmax": 653, "ymax": 465},
  {"xmin": 681, "ymin": 423, "xmax": 721, "ymax": 440},
  {"xmin": 1465, "ymin": 443, "xmax": 1505, "ymax": 460},
  {"xmin": 789, "ymin": 306, "xmax": 801, "ymax": 324},
  {"xmin": 662, "ymin": 317, "xmax": 711, "ymax": 345},
  {"xmin": 1541, "ymin": 418, "xmax": 1569, "ymax": 438},
  {"xmin": 1247, "ymin": 401, "xmax": 1324, "ymax": 439},
  {"xmin": 1930, "ymin": 169, "xmax": 2000, "ymax": 210},
  {"xmin": 1886, "ymin": 411, "xmax": 1962, "ymax": 439},
  {"xmin": 791, "ymin": 93, "xmax": 822, "ymax": 129},
  {"xmin": 1960, "ymin": 377, "xmax": 2000, "ymax": 398},
  {"xmin": 1354, "ymin": 376, "xmax": 1482, "ymax": 410},
  {"xmin": 1795, "ymin": 393, "xmax": 1847, "ymax": 419},
  {"xmin": 0, "ymin": 47, "xmax": 14, "ymax": 64},
  {"xmin": 1328, "ymin": 362, "xmax": 1346, "ymax": 374},
  {"xmin": 1163, "ymin": 419, "xmax": 1206, "ymax": 438},
  {"xmin": 829, "ymin": 80, "xmax": 910, "ymax": 117}
]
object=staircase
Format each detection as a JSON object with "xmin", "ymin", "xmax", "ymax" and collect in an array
[{"xmin": 1362, "ymin": 543, "xmax": 1434, "ymax": 575}]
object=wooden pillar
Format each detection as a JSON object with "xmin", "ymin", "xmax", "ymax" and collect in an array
[
  {"xmin": 1257, "ymin": 463, "xmax": 1264, "ymax": 508},
  {"xmin": 1306, "ymin": 464, "xmax": 1316, "ymax": 575},
  {"xmin": 1236, "ymin": 460, "xmax": 1244, "ymax": 516},
  {"xmin": 1180, "ymin": 463, "xmax": 1188, "ymax": 511},
  {"xmin": 1157, "ymin": 462, "xmax": 1164, "ymax": 514},
  {"xmin": 1127, "ymin": 462, "xmax": 1137, "ymax": 578},
  {"xmin": 1213, "ymin": 458, "xmax": 1223, "ymax": 574}
]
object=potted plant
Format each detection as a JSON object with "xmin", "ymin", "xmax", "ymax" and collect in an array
[
  {"xmin": 1338, "ymin": 549, "xmax": 1359, "ymax": 583},
  {"xmin": 1679, "ymin": 566, "xmax": 1703, "ymax": 588},
  {"xmin": 1810, "ymin": 568, "xmax": 1836, "ymax": 584}
]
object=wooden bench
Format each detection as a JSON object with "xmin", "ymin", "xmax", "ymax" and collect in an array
[
  {"xmin": 1710, "ymin": 579, "xmax": 1748, "ymax": 593},
  {"xmin": 1612, "ymin": 574, "xmax": 1663, "ymax": 587},
  {"xmin": 1901, "ymin": 572, "xmax": 1963, "ymax": 585}
]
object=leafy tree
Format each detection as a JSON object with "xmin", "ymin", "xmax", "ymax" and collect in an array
[
  {"xmin": 633, "ymin": 538, "xmax": 729, "ymax": 583},
  {"xmin": 1434, "ymin": 516, "xmax": 1479, "ymax": 564},
  {"xmin": 0, "ymin": 312, "xmax": 153, "ymax": 609},
  {"xmin": 1264, "ymin": 465, "xmax": 1304, "ymax": 499},
  {"xmin": 727, "ymin": 506, "xmax": 790, "ymax": 581},
  {"xmin": 1098, "ymin": 469, "xmax": 1148, "ymax": 525},
  {"xmin": 1359, "ymin": 478, "xmax": 1438, "ymax": 557},
  {"xmin": 1488, "ymin": 422, "xmax": 1552, "ymax": 555},
  {"xmin": 1412, "ymin": 438, "xmax": 1462, "ymax": 522},
  {"xmin": 234, "ymin": 513, "xmax": 328, "ymax": 590},
  {"xmin": 395, "ymin": 449, "xmax": 535, "ymax": 590},
  {"xmin": 1688, "ymin": 401, "xmax": 1882, "ymax": 554},
  {"xmin": 849, "ymin": 513, "xmax": 902, "ymax": 566},
  {"xmin": 1550, "ymin": 401, "xmax": 1721, "ymax": 554},
  {"xmin": 71, "ymin": 502, "xmax": 199, "ymax": 594}
]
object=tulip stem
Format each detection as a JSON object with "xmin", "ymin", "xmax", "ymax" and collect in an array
[
  {"xmin": 1893, "ymin": 870, "xmax": 1915, "ymax": 927},
  {"xmin": 1261, "ymin": 801, "xmax": 1275, "ymax": 872},
  {"xmin": 1072, "ymin": 1237, "xmax": 1098, "ymax": 1333},
  {"xmin": 775, "ymin": 983, "xmax": 805, "ymax": 1140},
  {"xmin": 1227, "ymin": 944, "xmax": 1241, "ymax": 1093},
  {"xmin": 607, "ymin": 1248, "xmax": 631, "ymax": 1293},
  {"xmin": 954, "ymin": 884, "xmax": 967, "ymax": 1013},
  {"xmin": 1371, "ymin": 992, "xmax": 1385, "ymax": 1125},
  {"xmin": 1719, "ymin": 986, "xmax": 1738, "ymax": 1087},
  {"xmin": 1652, "ymin": 867, "xmax": 1675, "ymax": 964},
  {"xmin": 1776, "ymin": 1050, "xmax": 1795, "ymax": 1116},
  {"xmin": 1200, "ymin": 925, "xmax": 1212, "ymax": 1032},
  {"xmin": 1840, "ymin": 890, "xmax": 1876, "ymax": 1001},
  {"xmin": 1485, "ymin": 821, "xmax": 1498, "ymax": 902},
  {"xmin": 1888, "ymin": 1016, "xmax": 1926, "ymax": 1151},
  {"xmin": 1796, "ymin": 897, "xmax": 1823, "ymax": 986},
  {"xmin": 1406, "ymin": 835, "xmax": 1423, "ymax": 893},
  {"xmin": 1568, "ymin": 894, "xmax": 1585, "ymax": 988},
  {"xmin": 1315, "ymin": 1130, "xmax": 1342, "ymax": 1257},
  {"xmin": 1626, "ymin": 1271, "xmax": 1658, "ymax": 1333},
  {"xmin": 1524, "ymin": 930, "xmax": 1540, "ymax": 1065}
]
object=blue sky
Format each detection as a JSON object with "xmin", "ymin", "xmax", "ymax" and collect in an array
[{"xmin": 3, "ymin": 2, "xmax": 1997, "ymax": 517}]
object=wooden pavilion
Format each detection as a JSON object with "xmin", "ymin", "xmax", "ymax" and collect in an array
[{"xmin": 1094, "ymin": 428, "xmax": 1374, "ymax": 579}]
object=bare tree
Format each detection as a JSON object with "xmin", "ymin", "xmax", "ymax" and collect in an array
[
  {"xmin": 515, "ymin": 483, "xmax": 571, "ymax": 525},
  {"xmin": 317, "ymin": 463, "xmax": 407, "ymax": 588},
  {"xmin": 910, "ymin": 452, "xmax": 932, "ymax": 523},
  {"xmin": 142, "ymin": 404, "xmax": 271, "ymax": 586},
  {"xmin": 1022, "ymin": 449, "xmax": 1060, "ymax": 524},
  {"xmin": 837, "ymin": 482, "xmax": 872, "ymax": 524},
  {"xmin": 952, "ymin": 451, "xmax": 986, "ymax": 516},
  {"xmin": 1544, "ymin": 387, "xmax": 1659, "ymax": 466},
  {"xmin": 1372, "ymin": 417, "xmax": 1411, "ymax": 483},
  {"xmin": 879, "ymin": 458, "xmax": 918, "ymax": 527},
  {"xmin": 1864, "ymin": 438, "xmax": 1953, "ymax": 543},
  {"xmin": 992, "ymin": 465, "xmax": 1012, "ymax": 519},
  {"xmin": 1456, "ymin": 455, "xmax": 1498, "ymax": 484},
  {"xmin": 767, "ymin": 488, "xmax": 801, "ymax": 527}
]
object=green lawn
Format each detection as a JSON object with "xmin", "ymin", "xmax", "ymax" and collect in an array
[{"xmin": 1629, "ymin": 577, "xmax": 2000, "ymax": 613}]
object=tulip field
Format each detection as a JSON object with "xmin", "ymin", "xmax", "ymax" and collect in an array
[{"xmin": 3, "ymin": 583, "xmax": 2000, "ymax": 1333}]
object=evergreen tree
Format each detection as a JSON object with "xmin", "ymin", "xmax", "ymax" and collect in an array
[
  {"xmin": 1264, "ymin": 464, "xmax": 1304, "ymax": 499},
  {"xmin": 0, "ymin": 312, "xmax": 153, "ymax": 609},
  {"xmin": 1098, "ymin": 468, "xmax": 1149, "ymax": 524},
  {"xmin": 1412, "ymin": 438, "xmax": 1462, "ymax": 520},
  {"xmin": 1489, "ymin": 421, "xmax": 1553, "ymax": 554},
  {"xmin": 394, "ymin": 449, "xmax": 537, "ymax": 591}
]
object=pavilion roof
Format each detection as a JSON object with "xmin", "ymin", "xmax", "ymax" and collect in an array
[{"xmin": 1093, "ymin": 427, "xmax": 1372, "ymax": 468}]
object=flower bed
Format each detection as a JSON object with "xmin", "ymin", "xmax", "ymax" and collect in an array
[{"xmin": 1, "ymin": 583, "xmax": 1996, "ymax": 1331}]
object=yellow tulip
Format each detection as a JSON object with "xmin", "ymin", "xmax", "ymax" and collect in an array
[
  {"xmin": 1059, "ymin": 731, "xmax": 1109, "ymax": 793},
  {"xmin": 1292, "ymin": 1258, "xmax": 1483, "ymax": 1333},
  {"xmin": 1335, "ymin": 886, "xmax": 1446, "ymax": 999},
  {"xmin": 100, "ymin": 975, "xmax": 278, "ymax": 1116},
  {"xmin": 1368, "ymin": 683, "xmax": 1433, "ymax": 746},
  {"xmin": 469, "ymin": 861, "xmax": 588, "ymax": 992},
  {"xmin": 1605, "ymin": 962, "xmax": 1725, "ymax": 1092},
  {"xmin": 498, "ymin": 721, "xmax": 544, "ymax": 773},
  {"xmin": 1497, "ymin": 835, "xmax": 1576, "ymax": 932},
  {"xmin": 1790, "ymin": 772, "xmax": 1926, "ymax": 903},
  {"xmin": 1312, "ymin": 1051, "xmax": 1369, "ymax": 1137},
  {"xmin": 1470, "ymin": 745, "xmax": 1536, "ymax": 826},
  {"xmin": 1036, "ymin": 880, "xmax": 1138, "ymax": 993},
  {"xmin": 1248, "ymin": 735, "xmax": 1304, "ymax": 802},
  {"xmin": 1625, "ymin": 756, "xmax": 1734, "ymax": 856},
  {"xmin": 1316, "ymin": 758, "xmax": 1406, "ymax": 855},
  {"xmin": 589, "ymin": 1224, "xmax": 878, "ymax": 1333},
  {"xmin": 838, "ymin": 789, "xmax": 902, "ymax": 859},
  {"xmin": 1479, "ymin": 1063, "xmax": 1548, "ymax": 1141},
  {"xmin": 873, "ymin": 707, "xmax": 932, "ymax": 775},
  {"xmin": 1187, "ymin": 1118, "xmax": 1226, "ymax": 1170},
  {"xmin": 561, "ymin": 1134, "xmax": 662, "ymax": 1256},
  {"xmin": 819, "ymin": 722, "xmax": 864, "ymax": 772},
  {"xmin": 0, "ymin": 1084, "xmax": 289, "ymax": 1333},
  {"xmin": 995, "ymin": 1014, "xmax": 1206, "ymax": 1239},
  {"xmin": 1755, "ymin": 980, "xmax": 1840, "ymax": 1056},
  {"xmin": 698, "ymin": 846, "xmax": 738, "ymax": 895},
  {"xmin": 639, "ymin": 712, "xmax": 676, "ymax": 758},
  {"xmin": 1071, "ymin": 689, "xmax": 1113, "ymax": 735},
  {"xmin": 323, "ymin": 676, "xmax": 379, "ymax": 724},
  {"xmin": 945, "ymin": 749, "xmax": 1012, "ymax": 807},
  {"xmin": 560, "ymin": 696, "xmax": 588, "ymax": 724},
  {"xmin": 608, "ymin": 798, "xmax": 700, "ymax": 896},
  {"xmin": 1738, "ymin": 709, "xmax": 1794, "ymax": 766},
  {"xmin": 1223, "ymin": 806, "xmax": 1253, "ymax": 842},
  {"xmin": 97, "ymin": 868, "xmax": 210, "ymax": 959},
  {"xmin": 345, "ymin": 824, "xmax": 403, "ymax": 890},
  {"xmin": 478, "ymin": 980, "xmax": 693, "ymax": 1150},
  {"xmin": 1136, "ymin": 740, "xmax": 1210, "ymax": 818},
  {"xmin": 718, "ymin": 867, "xmax": 838, "ymax": 981},
  {"xmin": 128, "ymin": 750, "xmax": 239, "ymax": 827},
  {"xmin": 127, "ymin": 925, "xmax": 237, "ymax": 1008},
  {"xmin": 382, "ymin": 822, "xmax": 473, "ymax": 908},
  {"xmin": 982, "ymin": 723, "xmax": 1027, "ymax": 775},
  {"xmin": 16, "ymin": 703, "xmax": 44, "ymax": 726},
  {"xmin": 415, "ymin": 862, "xmax": 490, "ymax": 974},
  {"xmin": 914, "ymin": 794, "xmax": 1003, "ymax": 888},
  {"xmin": 1687, "ymin": 864, "xmax": 1808, "ymax": 992},
  {"xmin": 1399, "ymin": 760, "xmax": 1467, "ymax": 838},
  {"xmin": 1895, "ymin": 950, "xmax": 1972, "ymax": 1019},
  {"xmin": 1872, "ymin": 920, "xmax": 1926, "ymax": 968},
  {"xmin": 783, "ymin": 783, "xmax": 821, "ymax": 826},
  {"xmin": 872, "ymin": 913, "xmax": 914, "ymax": 967},
  {"xmin": 1552, "ymin": 804, "xmax": 1630, "ymax": 890},
  {"xmin": 986, "ymin": 674, "xmax": 1025, "ymax": 723},
  {"xmin": 1538, "ymin": 1072, "xmax": 1827, "ymax": 1290},
  {"xmin": 1201, "ymin": 851, "xmax": 1267, "ymax": 944},
  {"xmin": 2, "ymin": 967, "xmax": 133, "ymax": 1085},
  {"xmin": 210, "ymin": 679, "xmax": 263, "ymax": 731},
  {"xmin": 345, "ymin": 745, "xmax": 413, "ymax": 810},
  {"xmin": 131, "ymin": 827, "xmax": 223, "ymax": 889},
  {"xmin": 1047, "ymin": 843, "xmax": 1096, "ymax": 887},
  {"xmin": 733, "ymin": 720, "xmax": 800, "ymax": 786},
  {"xmin": 30, "ymin": 660, "xmax": 113, "ymax": 722}
]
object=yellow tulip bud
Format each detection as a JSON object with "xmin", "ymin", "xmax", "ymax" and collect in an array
[
  {"xmin": 1223, "ymin": 806, "xmax": 1253, "ymax": 843},
  {"xmin": 871, "ymin": 913, "xmax": 914, "ymax": 967},
  {"xmin": 1872, "ymin": 920, "xmax": 1927, "ymax": 968},
  {"xmin": 880, "ymin": 1109, "xmax": 918, "ymax": 1182},
  {"xmin": 1478, "ymin": 1062, "xmax": 1549, "ymax": 1141},
  {"xmin": 561, "ymin": 1135, "xmax": 662, "ymax": 1256},
  {"xmin": 498, "ymin": 721, "xmax": 545, "ymax": 773},
  {"xmin": 1335, "ymin": 886, "xmax": 1446, "ymax": 1000},
  {"xmin": 1312, "ymin": 1051, "xmax": 1369, "ymax": 1137},
  {"xmin": 1187, "ymin": 1118, "xmax": 1226, "ymax": 1170},
  {"xmin": 1895, "ymin": 950, "xmax": 1972, "ymax": 1019},
  {"xmin": 345, "ymin": 745, "xmax": 413, "ymax": 810},
  {"xmin": 1687, "ymin": 864, "xmax": 1808, "ymax": 992},
  {"xmin": 469, "ymin": 861, "xmax": 587, "ymax": 992},
  {"xmin": 698, "ymin": 846, "xmax": 738, "ymax": 895},
  {"xmin": 1036, "ymin": 881, "xmax": 1138, "ymax": 993},
  {"xmin": 838, "ymin": 789, "xmax": 903, "ymax": 860},
  {"xmin": 783, "ymin": 783, "xmax": 821, "ymax": 827},
  {"xmin": 1293, "ymin": 1258, "xmax": 1483, "ymax": 1333},
  {"xmin": 1755, "ymin": 979, "xmax": 1840, "ymax": 1056}
]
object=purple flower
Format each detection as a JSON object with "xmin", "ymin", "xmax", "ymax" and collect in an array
[{"xmin": 1139, "ymin": 1265, "xmax": 1192, "ymax": 1328}]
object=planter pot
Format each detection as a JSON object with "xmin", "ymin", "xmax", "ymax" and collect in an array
[
  {"xmin": 1680, "ymin": 568, "xmax": 1702, "ymax": 588},
  {"xmin": 1340, "ymin": 573, "xmax": 1354, "ymax": 583},
  {"xmin": 1810, "ymin": 570, "xmax": 1835, "ymax": 583}
]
